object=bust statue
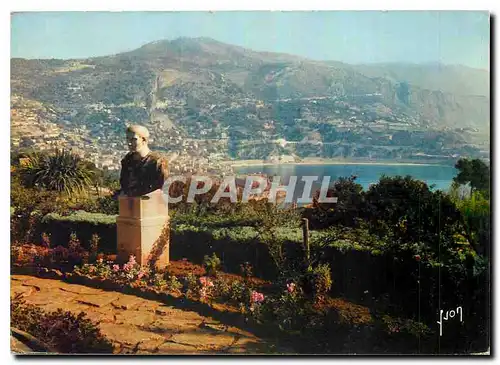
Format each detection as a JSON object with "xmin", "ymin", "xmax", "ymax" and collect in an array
[{"xmin": 119, "ymin": 125, "xmax": 168, "ymax": 197}]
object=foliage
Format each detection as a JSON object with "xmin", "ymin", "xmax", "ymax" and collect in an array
[
  {"xmin": 449, "ymin": 184, "xmax": 490, "ymax": 256},
  {"xmin": 228, "ymin": 280, "xmax": 248, "ymax": 304},
  {"xmin": 203, "ymin": 253, "xmax": 221, "ymax": 277},
  {"xmin": 212, "ymin": 277, "xmax": 232, "ymax": 299},
  {"xmin": 11, "ymin": 299, "xmax": 113, "ymax": 353},
  {"xmin": 18, "ymin": 149, "xmax": 94, "ymax": 196},
  {"xmin": 380, "ymin": 315, "xmax": 431, "ymax": 337},
  {"xmin": 311, "ymin": 223, "xmax": 386, "ymax": 252},
  {"xmin": 453, "ymin": 158, "xmax": 490, "ymax": 197},
  {"xmin": 240, "ymin": 262, "xmax": 253, "ymax": 283},
  {"xmin": 11, "ymin": 173, "xmax": 69, "ymax": 244},
  {"xmin": 95, "ymin": 195, "xmax": 119, "ymax": 215},
  {"xmin": 182, "ymin": 273, "xmax": 200, "ymax": 299},
  {"xmin": 151, "ymin": 273, "xmax": 167, "ymax": 289},
  {"xmin": 170, "ymin": 210, "xmax": 260, "ymax": 228},
  {"xmin": 302, "ymin": 263, "xmax": 333, "ymax": 303},
  {"xmin": 364, "ymin": 175, "xmax": 465, "ymax": 254},
  {"xmin": 253, "ymin": 204, "xmax": 302, "ymax": 276},
  {"xmin": 258, "ymin": 282, "xmax": 312, "ymax": 332},
  {"xmin": 165, "ymin": 275, "xmax": 183, "ymax": 293},
  {"xmin": 42, "ymin": 211, "xmax": 117, "ymax": 225},
  {"xmin": 67, "ymin": 233, "xmax": 88, "ymax": 265},
  {"xmin": 89, "ymin": 234, "xmax": 101, "ymax": 262},
  {"xmin": 11, "ymin": 165, "xmax": 118, "ymax": 247},
  {"xmin": 308, "ymin": 175, "xmax": 365, "ymax": 228}
]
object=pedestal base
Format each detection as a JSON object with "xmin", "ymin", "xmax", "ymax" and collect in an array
[{"xmin": 116, "ymin": 190, "xmax": 169, "ymax": 269}]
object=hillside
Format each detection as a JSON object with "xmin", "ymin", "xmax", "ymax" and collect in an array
[
  {"xmin": 350, "ymin": 63, "xmax": 489, "ymax": 97},
  {"xmin": 10, "ymin": 37, "xmax": 490, "ymax": 168}
]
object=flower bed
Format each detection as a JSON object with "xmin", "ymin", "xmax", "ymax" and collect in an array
[{"xmin": 68, "ymin": 256, "xmax": 435, "ymax": 353}]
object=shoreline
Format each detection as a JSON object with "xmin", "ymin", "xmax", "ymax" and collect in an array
[{"xmin": 226, "ymin": 158, "xmax": 453, "ymax": 168}]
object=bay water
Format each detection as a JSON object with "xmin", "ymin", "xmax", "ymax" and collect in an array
[{"xmin": 234, "ymin": 163, "xmax": 457, "ymax": 203}]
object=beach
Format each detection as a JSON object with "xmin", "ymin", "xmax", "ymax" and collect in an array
[{"xmin": 225, "ymin": 158, "xmax": 450, "ymax": 168}]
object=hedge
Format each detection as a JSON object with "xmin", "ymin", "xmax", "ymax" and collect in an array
[
  {"xmin": 40, "ymin": 211, "xmax": 118, "ymax": 253},
  {"xmin": 35, "ymin": 210, "xmax": 388, "ymax": 285},
  {"xmin": 31, "ymin": 211, "xmax": 399, "ymax": 285}
]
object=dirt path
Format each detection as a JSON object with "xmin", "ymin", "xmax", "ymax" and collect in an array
[{"xmin": 11, "ymin": 275, "xmax": 285, "ymax": 354}]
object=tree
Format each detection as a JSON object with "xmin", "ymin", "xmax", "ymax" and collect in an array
[
  {"xmin": 19, "ymin": 149, "xmax": 94, "ymax": 196},
  {"xmin": 305, "ymin": 175, "xmax": 365, "ymax": 228},
  {"xmin": 364, "ymin": 175, "xmax": 464, "ymax": 254},
  {"xmin": 454, "ymin": 158, "xmax": 490, "ymax": 197},
  {"xmin": 449, "ymin": 182, "xmax": 490, "ymax": 257}
]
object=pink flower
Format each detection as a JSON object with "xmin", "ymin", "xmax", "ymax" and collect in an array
[
  {"xmin": 127, "ymin": 255, "xmax": 137, "ymax": 266},
  {"xmin": 137, "ymin": 270, "xmax": 146, "ymax": 280},
  {"xmin": 251, "ymin": 291, "xmax": 265, "ymax": 304},
  {"xmin": 112, "ymin": 264, "xmax": 120, "ymax": 272},
  {"xmin": 199, "ymin": 276, "xmax": 214, "ymax": 287},
  {"xmin": 286, "ymin": 283, "xmax": 295, "ymax": 294}
]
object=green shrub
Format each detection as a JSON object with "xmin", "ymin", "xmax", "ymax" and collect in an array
[
  {"xmin": 240, "ymin": 262, "xmax": 253, "ymax": 283},
  {"xmin": 165, "ymin": 275, "xmax": 182, "ymax": 293},
  {"xmin": 182, "ymin": 273, "xmax": 199, "ymax": 298},
  {"xmin": 203, "ymin": 253, "xmax": 221, "ymax": 277},
  {"xmin": 228, "ymin": 280, "xmax": 248, "ymax": 304},
  {"xmin": 213, "ymin": 277, "xmax": 232, "ymax": 299},
  {"xmin": 89, "ymin": 234, "xmax": 101, "ymax": 262},
  {"xmin": 96, "ymin": 196, "xmax": 119, "ymax": 215},
  {"xmin": 302, "ymin": 263, "xmax": 333, "ymax": 303},
  {"xmin": 151, "ymin": 273, "xmax": 166, "ymax": 289}
]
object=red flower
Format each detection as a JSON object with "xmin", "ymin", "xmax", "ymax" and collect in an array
[{"xmin": 414, "ymin": 255, "xmax": 421, "ymax": 261}]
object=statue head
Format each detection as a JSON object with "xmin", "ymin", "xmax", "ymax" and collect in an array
[{"xmin": 126, "ymin": 125, "xmax": 149, "ymax": 153}]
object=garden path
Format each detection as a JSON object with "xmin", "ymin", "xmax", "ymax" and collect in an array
[{"xmin": 11, "ymin": 274, "xmax": 284, "ymax": 355}]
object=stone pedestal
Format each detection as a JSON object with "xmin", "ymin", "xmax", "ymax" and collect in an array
[{"xmin": 116, "ymin": 189, "xmax": 170, "ymax": 269}]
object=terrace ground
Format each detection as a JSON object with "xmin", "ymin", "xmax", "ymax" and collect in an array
[{"xmin": 11, "ymin": 274, "xmax": 288, "ymax": 355}]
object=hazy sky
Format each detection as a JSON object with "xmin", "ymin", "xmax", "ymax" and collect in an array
[{"xmin": 11, "ymin": 11, "xmax": 490, "ymax": 69}]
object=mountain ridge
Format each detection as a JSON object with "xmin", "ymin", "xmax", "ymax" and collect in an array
[
  {"xmin": 12, "ymin": 36, "xmax": 488, "ymax": 72},
  {"xmin": 11, "ymin": 37, "xmax": 490, "ymax": 165}
]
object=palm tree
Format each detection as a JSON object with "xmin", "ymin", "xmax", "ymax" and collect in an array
[{"xmin": 20, "ymin": 149, "xmax": 94, "ymax": 196}]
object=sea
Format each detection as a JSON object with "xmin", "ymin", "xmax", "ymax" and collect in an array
[{"xmin": 233, "ymin": 163, "xmax": 457, "ymax": 203}]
